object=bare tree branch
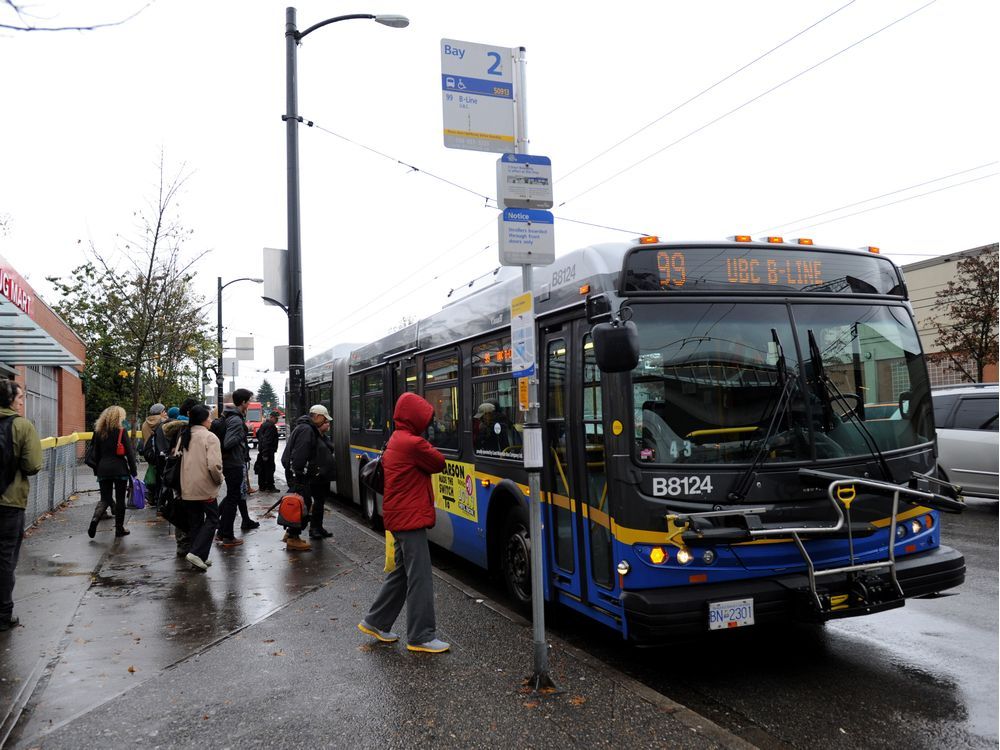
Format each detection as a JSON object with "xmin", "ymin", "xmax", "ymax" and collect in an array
[{"xmin": 0, "ymin": 0, "xmax": 153, "ymax": 32}]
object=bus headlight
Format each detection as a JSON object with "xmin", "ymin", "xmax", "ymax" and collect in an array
[
  {"xmin": 701, "ymin": 549, "xmax": 716, "ymax": 565},
  {"xmin": 676, "ymin": 548, "xmax": 693, "ymax": 565},
  {"xmin": 910, "ymin": 519, "xmax": 923, "ymax": 535},
  {"xmin": 895, "ymin": 524, "xmax": 907, "ymax": 539},
  {"xmin": 617, "ymin": 560, "xmax": 631, "ymax": 576}
]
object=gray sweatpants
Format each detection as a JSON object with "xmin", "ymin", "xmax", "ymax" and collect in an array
[{"xmin": 364, "ymin": 528, "xmax": 436, "ymax": 645}]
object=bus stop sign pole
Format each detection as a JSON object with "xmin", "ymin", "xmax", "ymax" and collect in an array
[{"xmin": 511, "ymin": 46, "xmax": 556, "ymax": 692}]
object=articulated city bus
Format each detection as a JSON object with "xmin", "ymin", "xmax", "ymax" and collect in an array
[{"xmin": 305, "ymin": 237, "xmax": 965, "ymax": 641}]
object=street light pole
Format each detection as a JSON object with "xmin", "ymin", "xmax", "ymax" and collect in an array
[
  {"xmin": 283, "ymin": 7, "xmax": 409, "ymax": 421},
  {"xmin": 217, "ymin": 276, "xmax": 264, "ymax": 414}
]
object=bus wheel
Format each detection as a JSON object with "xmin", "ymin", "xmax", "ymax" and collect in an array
[
  {"xmin": 501, "ymin": 507, "xmax": 532, "ymax": 608},
  {"xmin": 362, "ymin": 484, "xmax": 383, "ymax": 531}
]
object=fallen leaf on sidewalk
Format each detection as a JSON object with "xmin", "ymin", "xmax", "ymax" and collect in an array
[
  {"xmin": 569, "ymin": 695, "xmax": 586, "ymax": 706},
  {"xmin": 272, "ymin": 650, "xmax": 285, "ymax": 656},
  {"xmin": 263, "ymin": 639, "xmax": 275, "ymax": 643},
  {"xmin": 127, "ymin": 666, "xmax": 137, "ymax": 673},
  {"xmin": 523, "ymin": 701, "xmax": 539, "ymax": 709}
]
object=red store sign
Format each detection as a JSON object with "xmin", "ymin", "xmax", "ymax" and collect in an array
[{"xmin": 1, "ymin": 266, "xmax": 34, "ymax": 317}]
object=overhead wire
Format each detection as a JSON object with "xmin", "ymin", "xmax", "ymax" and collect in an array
[
  {"xmin": 556, "ymin": 0, "xmax": 940, "ymax": 209},
  {"xmin": 557, "ymin": 0, "xmax": 858, "ymax": 184},
  {"xmin": 755, "ymin": 162, "xmax": 999, "ymax": 234}
]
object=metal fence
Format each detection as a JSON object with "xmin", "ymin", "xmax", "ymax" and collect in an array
[{"xmin": 25, "ymin": 439, "xmax": 80, "ymax": 528}]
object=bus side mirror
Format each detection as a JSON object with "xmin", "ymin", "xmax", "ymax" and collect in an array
[
  {"xmin": 591, "ymin": 320, "xmax": 639, "ymax": 373},
  {"xmin": 586, "ymin": 294, "xmax": 612, "ymax": 324}
]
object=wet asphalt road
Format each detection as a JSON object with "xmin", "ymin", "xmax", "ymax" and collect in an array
[{"xmin": 428, "ymin": 496, "xmax": 999, "ymax": 749}]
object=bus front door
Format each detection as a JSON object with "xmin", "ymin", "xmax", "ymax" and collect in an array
[{"xmin": 544, "ymin": 326, "xmax": 623, "ymax": 628}]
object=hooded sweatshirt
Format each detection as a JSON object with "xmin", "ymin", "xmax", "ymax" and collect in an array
[{"xmin": 381, "ymin": 393, "xmax": 446, "ymax": 532}]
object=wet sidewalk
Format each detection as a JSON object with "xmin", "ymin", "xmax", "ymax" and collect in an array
[{"xmin": 2, "ymin": 468, "xmax": 753, "ymax": 749}]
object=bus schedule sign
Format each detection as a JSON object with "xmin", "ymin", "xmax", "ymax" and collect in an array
[
  {"xmin": 441, "ymin": 39, "xmax": 516, "ymax": 154},
  {"xmin": 510, "ymin": 291, "xmax": 535, "ymax": 378}
]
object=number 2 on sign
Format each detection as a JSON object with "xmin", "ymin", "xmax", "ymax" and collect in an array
[{"xmin": 487, "ymin": 51, "xmax": 503, "ymax": 76}]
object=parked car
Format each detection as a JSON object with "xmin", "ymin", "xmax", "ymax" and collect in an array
[{"xmin": 933, "ymin": 383, "xmax": 999, "ymax": 498}]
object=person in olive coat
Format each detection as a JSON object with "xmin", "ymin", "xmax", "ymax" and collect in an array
[{"xmin": 87, "ymin": 405, "xmax": 138, "ymax": 539}]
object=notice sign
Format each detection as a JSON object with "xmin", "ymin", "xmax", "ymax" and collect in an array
[
  {"xmin": 441, "ymin": 38, "xmax": 517, "ymax": 153},
  {"xmin": 498, "ymin": 208, "xmax": 555, "ymax": 266},
  {"xmin": 497, "ymin": 153, "xmax": 553, "ymax": 209},
  {"xmin": 434, "ymin": 460, "xmax": 478, "ymax": 523}
]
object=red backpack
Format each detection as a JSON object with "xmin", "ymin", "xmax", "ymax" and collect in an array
[{"xmin": 276, "ymin": 492, "xmax": 308, "ymax": 530}]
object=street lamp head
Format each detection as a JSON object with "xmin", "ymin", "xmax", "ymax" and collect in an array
[{"xmin": 374, "ymin": 14, "xmax": 409, "ymax": 28}]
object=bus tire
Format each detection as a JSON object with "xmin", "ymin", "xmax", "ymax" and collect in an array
[
  {"xmin": 362, "ymin": 483, "xmax": 383, "ymax": 531},
  {"xmin": 501, "ymin": 506, "xmax": 532, "ymax": 609}
]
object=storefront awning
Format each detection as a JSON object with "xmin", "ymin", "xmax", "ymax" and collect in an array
[{"xmin": 0, "ymin": 295, "xmax": 83, "ymax": 367}]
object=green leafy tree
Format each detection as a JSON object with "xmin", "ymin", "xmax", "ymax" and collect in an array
[
  {"xmin": 46, "ymin": 153, "xmax": 216, "ymax": 427},
  {"xmin": 928, "ymin": 248, "xmax": 999, "ymax": 383},
  {"xmin": 256, "ymin": 379, "xmax": 279, "ymax": 410}
]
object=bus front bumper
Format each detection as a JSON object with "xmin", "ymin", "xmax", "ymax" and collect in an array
[{"xmin": 620, "ymin": 545, "xmax": 965, "ymax": 643}]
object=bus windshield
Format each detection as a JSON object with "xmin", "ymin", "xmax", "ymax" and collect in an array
[{"xmin": 631, "ymin": 302, "xmax": 933, "ymax": 466}]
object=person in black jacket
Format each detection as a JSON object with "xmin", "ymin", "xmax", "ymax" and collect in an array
[
  {"xmin": 87, "ymin": 405, "xmax": 138, "ymax": 539},
  {"xmin": 281, "ymin": 405, "xmax": 336, "ymax": 549},
  {"xmin": 254, "ymin": 411, "xmax": 280, "ymax": 492},
  {"xmin": 217, "ymin": 388, "xmax": 256, "ymax": 545}
]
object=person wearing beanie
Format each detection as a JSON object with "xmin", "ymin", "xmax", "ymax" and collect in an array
[{"xmin": 166, "ymin": 406, "xmax": 181, "ymax": 420}]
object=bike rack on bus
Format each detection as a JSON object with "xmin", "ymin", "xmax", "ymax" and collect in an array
[{"xmin": 665, "ymin": 471, "xmax": 962, "ymax": 618}]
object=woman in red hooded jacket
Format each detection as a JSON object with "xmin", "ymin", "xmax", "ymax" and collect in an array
[{"xmin": 358, "ymin": 393, "xmax": 450, "ymax": 653}]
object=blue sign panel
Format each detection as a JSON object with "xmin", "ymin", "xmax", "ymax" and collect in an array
[
  {"xmin": 499, "ymin": 154, "xmax": 551, "ymax": 166},
  {"xmin": 440, "ymin": 75, "xmax": 513, "ymax": 99},
  {"xmin": 501, "ymin": 208, "xmax": 554, "ymax": 224}
]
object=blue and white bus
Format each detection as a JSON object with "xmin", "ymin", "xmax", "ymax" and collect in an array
[{"xmin": 306, "ymin": 236, "xmax": 965, "ymax": 642}]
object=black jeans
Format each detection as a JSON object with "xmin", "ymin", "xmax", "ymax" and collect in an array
[
  {"xmin": 0, "ymin": 505, "xmax": 25, "ymax": 621},
  {"xmin": 257, "ymin": 452, "xmax": 276, "ymax": 490},
  {"xmin": 94, "ymin": 477, "xmax": 128, "ymax": 530},
  {"xmin": 186, "ymin": 500, "xmax": 220, "ymax": 561},
  {"xmin": 218, "ymin": 466, "xmax": 246, "ymax": 539}
]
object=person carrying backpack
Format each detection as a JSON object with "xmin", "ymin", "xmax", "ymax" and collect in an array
[
  {"xmin": 159, "ymin": 398, "xmax": 198, "ymax": 556},
  {"xmin": 86, "ymin": 406, "xmax": 138, "ymax": 539},
  {"xmin": 1, "ymin": 380, "xmax": 42, "ymax": 633},
  {"xmin": 215, "ymin": 388, "xmax": 256, "ymax": 546},
  {"xmin": 140, "ymin": 403, "xmax": 166, "ymax": 505},
  {"xmin": 280, "ymin": 405, "xmax": 336, "ymax": 550}
]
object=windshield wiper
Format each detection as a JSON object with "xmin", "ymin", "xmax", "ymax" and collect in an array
[
  {"xmin": 807, "ymin": 329, "xmax": 893, "ymax": 480},
  {"xmin": 728, "ymin": 330, "xmax": 795, "ymax": 502}
]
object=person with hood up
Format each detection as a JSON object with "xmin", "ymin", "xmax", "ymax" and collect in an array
[{"xmin": 358, "ymin": 392, "xmax": 449, "ymax": 654}]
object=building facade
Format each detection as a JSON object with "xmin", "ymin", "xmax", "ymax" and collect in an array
[
  {"xmin": 0, "ymin": 255, "xmax": 85, "ymax": 438},
  {"xmin": 902, "ymin": 243, "xmax": 999, "ymax": 386}
]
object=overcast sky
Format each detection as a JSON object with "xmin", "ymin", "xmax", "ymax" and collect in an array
[{"xmin": 1, "ymin": 0, "xmax": 996, "ymax": 399}]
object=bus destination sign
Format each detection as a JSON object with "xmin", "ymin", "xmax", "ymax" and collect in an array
[{"xmin": 622, "ymin": 246, "xmax": 903, "ymax": 296}]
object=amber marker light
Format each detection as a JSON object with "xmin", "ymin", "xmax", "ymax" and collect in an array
[
  {"xmin": 924, "ymin": 514, "xmax": 934, "ymax": 529},
  {"xmin": 649, "ymin": 547, "xmax": 667, "ymax": 565},
  {"xmin": 579, "ymin": 283, "xmax": 591, "ymax": 295},
  {"xmin": 795, "ymin": 238, "xmax": 814, "ymax": 245},
  {"xmin": 638, "ymin": 235, "xmax": 660, "ymax": 244},
  {"xmin": 764, "ymin": 236, "xmax": 784, "ymax": 244},
  {"xmin": 729, "ymin": 235, "xmax": 753, "ymax": 242},
  {"xmin": 867, "ymin": 246, "xmax": 880, "ymax": 254}
]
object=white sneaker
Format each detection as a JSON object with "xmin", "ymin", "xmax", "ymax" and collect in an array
[
  {"xmin": 185, "ymin": 553, "xmax": 208, "ymax": 571},
  {"xmin": 406, "ymin": 639, "xmax": 450, "ymax": 654},
  {"xmin": 357, "ymin": 621, "xmax": 399, "ymax": 643}
]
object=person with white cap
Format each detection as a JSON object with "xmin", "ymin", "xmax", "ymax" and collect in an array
[{"xmin": 280, "ymin": 405, "xmax": 336, "ymax": 550}]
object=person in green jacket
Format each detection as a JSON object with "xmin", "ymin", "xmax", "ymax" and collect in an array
[{"xmin": 0, "ymin": 380, "xmax": 43, "ymax": 632}]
